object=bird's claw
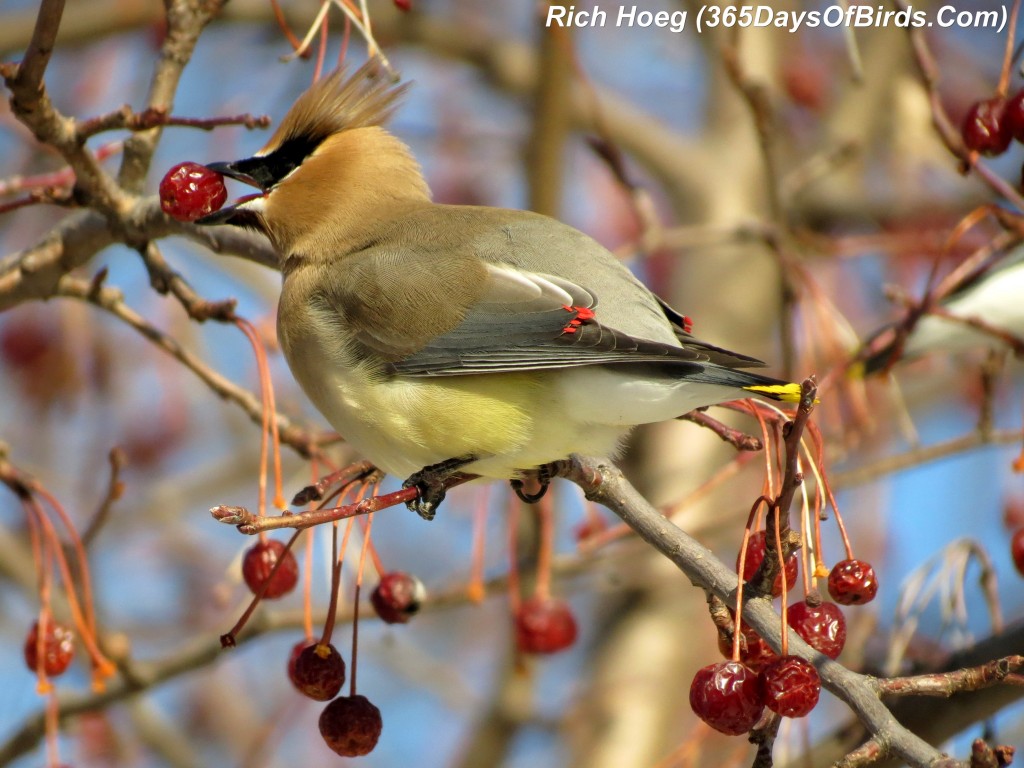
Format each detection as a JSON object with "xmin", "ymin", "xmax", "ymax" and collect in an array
[
  {"xmin": 509, "ymin": 463, "xmax": 556, "ymax": 504},
  {"xmin": 402, "ymin": 473, "xmax": 446, "ymax": 520},
  {"xmin": 402, "ymin": 456, "xmax": 475, "ymax": 520},
  {"xmin": 510, "ymin": 478, "xmax": 549, "ymax": 504}
]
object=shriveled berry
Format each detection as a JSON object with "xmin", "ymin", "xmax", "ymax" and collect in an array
[
  {"xmin": 689, "ymin": 661, "xmax": 764, "ymax": 735},
  {"xmin": 242, "ymin": 539, "xmax": 299, "ymax": 599},
  {"xmin": 737, "ymin": 530, "xmax": 798, "ymax": 597},
  {"xmin": 827, "ymin": 559, "xmax": 878, "ymax": 605},
  {"xmin": 1004, "ymin": 90, "xmax": 1024, "ymax": 142},
  {"xmin": 24, "ymin": 620, "xmax": 75, "ymax": 676},
  {"xmin": 787, "ymin": 600, "xmax": 846, "ymax": 659},
  {"xmin": 288, "ymin": 642, "xmax": 346, "ymax": 701},
  {"xmin": 1011, "ymin": 528, "xmax": 1024, "ymax": 577},
  {"xmin": 370, "ymin": 571, "xmax": 426, "ymax": 624},
  {"xmin": 759, "ymin": 655, "xmax": 820, "ymax": 717},
  {"xmin": 319, "ymin": 695, "xmax": 383, "ymax": 757},
  {"xmin": 716, "ymin": 622, "xmax": 776, "ymax": 673},
  {"xmin": 159, "ymin": 161, "xmax": 227, "ymax": 222},
  {"xmin": 962, "ymin": 98, "xmax": 1011, "ymax": 156},
  {"xmin": 515, "ymin": 596, "xmax": 578, "ymax": 654}
]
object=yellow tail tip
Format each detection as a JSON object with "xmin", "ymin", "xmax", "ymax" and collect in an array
[{"xmin": 743, "ymin": 383, "xmax": 807, "ymax": 403}]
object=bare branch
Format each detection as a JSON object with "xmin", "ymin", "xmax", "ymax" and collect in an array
[{"xmin": 559, "ymin": 455, "xmax": 946, "ymax": 768}]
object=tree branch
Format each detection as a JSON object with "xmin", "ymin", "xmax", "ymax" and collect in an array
[{"xmin": 559, "ymin": 455, "xmax": 946, "ymax": 768}]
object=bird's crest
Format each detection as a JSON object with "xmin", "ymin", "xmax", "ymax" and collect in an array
[{"xmin": 260, "ymin": 61, "xmax": 409, "ymax": 157}]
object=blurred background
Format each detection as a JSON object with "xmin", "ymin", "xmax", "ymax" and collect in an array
[{"xmin": 1, "ymin": 0, "xmax": 1023, "ymax": 766}]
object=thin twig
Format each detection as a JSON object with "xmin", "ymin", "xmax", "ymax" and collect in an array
[
  {"xmin": 53, "ymin": 273, "xmax": 322, "ymax": 457},
  {"xmin": 678, "ymin": 410, "xmax": 764, "ymax": 451},
  {"xmin": 877, "ymin": 656, "xmax": 1024, "ymax": 697},
  {"xmin": 76, "ymin": 106, "xmax": 270, "ymax": 140},
  {"xmin": 81, "ymin": 448, "xmax": 125, "ymax": 547}
]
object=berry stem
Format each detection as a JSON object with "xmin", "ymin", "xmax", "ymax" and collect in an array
[
  {"xmin": 234, "ymin": 319, "xmax": 270, "ymax": 522},
  {"xmin": 997, "ymin": 0, "xmax": 1022, "ymax": 97},
  {"xmin": 313, "ymin": 6, "xmax": 329, "ymax": 83},
  {"xmin": 320, "ymin": 518, "xmax": 356, "ymax": 648},
  {"xmin": 338, "ymin": 11, "xmax": 351, "ymax": 67},
  {"xmin": 468, "ymin": 487, "xmax": 489, "ymax": 603},
  {"xmin": 350, "ymin": 513, "xmax": 375, "ymax": 697},
  {"xmin": 735, "ymin": 495, "xmax": 772, "ymax": 660},
  {"xmin": 358, "ymin": 515, "xmax": 386, "ymax": 577},
  {"xmin": 805, "ymin": 424, "xmax": 832, "ymax": 577},
  {"xmin": 774, "ymin": 506, "xmax": 789, "ymax": 656},
  {"xmin": 302, "ymin": 458, "xmax": 319, "ymax": 643},
  {"xmin": 745, "ymin": 400, "xmax": 776, "ymax": 499},
  {"xmin": 238, "ymin": 317, "xmax": 287, "ymax": 512},
  {"xmin": 534, "ymin": 492, "xmax": 555, "ymax": 600},
  {"xmin": 302, "ymin": 523, "xmax": 314, "ymax": 642},
  {"xmin": 798, "ymin": 480, "xmax": 813, "ymax": 597},
  {"xmin": 823, "ymin": 473, "xmax": 854, "ymax": 561},
  {"xmin": 35, "ymin": 486, "xmax": 99, "ymax": 636},
  {"xmin": 321, "ymin": 524, "xmax": 342, "ymax": 648},
  {"xmin": 269, "ymin": 0, "xmax": 306, "ymax": 54},
  {"xmin": 44, "ymin": 692, "xmax": 60, "ymax": 767},
  {"xmin": 507, "ymin": 490, "xmax": 523, "ymax": 615},
  {"xmin": 353, "ymin": 480, "xmax": 384, "ymax": 576},
  {"xmin": 221, "ymin": 530, "xmax": 303, "ymax": 646},
  {"xmin": 25, "ymin": 495, "xmax": 114, "ymax": 685}
]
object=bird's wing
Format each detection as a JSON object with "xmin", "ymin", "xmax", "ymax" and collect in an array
[
  {"xmin": 654, "ymin": 296, "xmax": 766, "ymax": 369},
  {"xmin": 374, "ymin": 262, "xmax": 732, "ymax": 377}
]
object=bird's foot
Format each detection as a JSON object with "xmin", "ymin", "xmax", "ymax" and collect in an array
[
  {"xmin": 509, "ymin": 463, "xmax": 557, "ymax": 504},
  {"xmin": 402, "ymin": 456, "xmax": 475, "ymax": 521}
]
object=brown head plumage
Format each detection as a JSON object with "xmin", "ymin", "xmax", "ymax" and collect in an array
[
  {"xmin": 259, "ymin": 61, "xmax": 409, "ymax": 159},
  {"xmin": 199, "ymin": 62, "xmax": 430, "ymax": 257}
]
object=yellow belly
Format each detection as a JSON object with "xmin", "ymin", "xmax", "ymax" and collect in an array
[{"xmin": 295, "ymin": 363, "xmax": 627, "ymax": 479}]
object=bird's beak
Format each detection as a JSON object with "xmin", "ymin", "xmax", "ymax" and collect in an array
[
  {"xmin": 204, "ymin": 161, "xmax": 264, "ymax": 188},
  {"xmin": 195, "ymin": 160, "xmax": 270, "ymax": 226}
]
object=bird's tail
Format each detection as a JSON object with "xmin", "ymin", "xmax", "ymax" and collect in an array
[
  {"xmin": 743, "ymin": 381, "xmax": 804, "ymax": 403},
  {"xmin": 694, "ymin": 364, "xmax": 804, "ymax": 403}
]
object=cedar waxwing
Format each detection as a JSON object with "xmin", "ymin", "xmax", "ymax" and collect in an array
[
  {"xmin": 198, "ymin": 63, "xmax": 800, "ymax": 519},
  {"xmin": 860, "ymin": 246, "xmax": 1024, "ymax": 375}
]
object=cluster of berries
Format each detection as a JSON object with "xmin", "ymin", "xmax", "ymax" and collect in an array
[
  {"xmin": 690, "ymin": 530, "xmax": 878, "ymax": 734},
  {"xmin": 242, "ymin": 540, "xmax": 428, "ymax": 756}
]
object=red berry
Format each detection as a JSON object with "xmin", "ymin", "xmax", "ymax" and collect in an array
[
  {"xmin": 319, "ymin": 695, "xmax": 383, "ymax": 757},
  {"xmin": 827, "ymin": 559, "xmax": 878, "ymax": 605},
  {"xmin": 0, "ymin": 318, "xmax": 52, "ymax": 370},
  {"xmin": 759, "ymin": 655, "xmax": 821, "ymax": 717},
  {"xmin": 515, "ymin": 596, "xmax": 578, "ymax": 654},
  {"xmin": 962, "ymin": 98, "xmax": 1012, "ymax": 156},
  {"xmin": 159, "ymin": 161, "xmax": 227, "ymax": 222},
  {"xmin": 23, "ymin": 620, "xmax": 75, "ymax": 676},
  {"xmin": 1005, "ymin": 91, "xmax": 1024, "ymax": 142},
  {"xmin": 716, "ymin": 622, "xmax": 777, "ymax": 673},
  {"xmin": 370, "ymin": 571, "xmax": 426, "ymax": 624},
  {"xmin": 288, "ymin": 642, "xmax": 346, "ymax": 701},
  {"xmin": 689, "ymin": 661, "xmax": 764, "ymax": 735},
  {"xmin": 1011, "ymin": 529, "xmax": 1024, "ymax": 577},
  {"xmin": 737, "ymin": 530, "xmax": 798, "ymax": 597},
  {"xmin": 787, "ymin": 600, "xmax": 846, "ymax": 659},
  {"xmin": 393, "ymin": 0, "xmax": 412, "ymax": 10},
  {"xmin": 242, "ymin": 539, "xmax": 299, "ymax": 599}
]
